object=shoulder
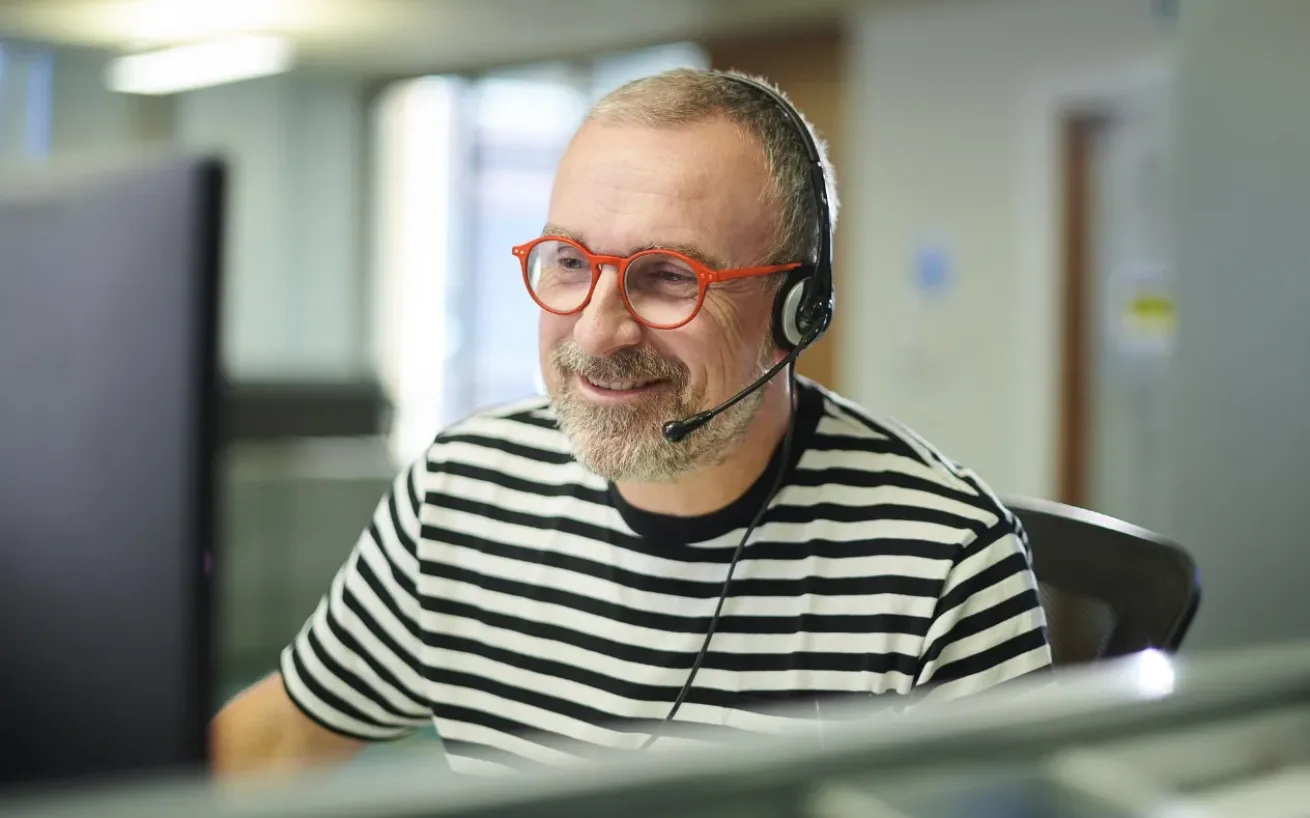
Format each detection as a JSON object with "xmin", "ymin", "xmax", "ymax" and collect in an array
[
  {"xmin": 434, "ymin": 393, "xmax": 560, "ymax": 441},
  {"xmin": 414, "ymin": 394, "xmax": 591, "ymax": 483},
  {"xmin": 796, "ymin": 380, "xmax": 1025, "ymax": 548},
  {"xmin": 419, "ymin": 394, "xmax": 567, "ymax": 461}
]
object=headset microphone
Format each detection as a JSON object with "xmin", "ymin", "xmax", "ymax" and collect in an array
[{"xmin": 661, "ymin": 328, "xmax": 815, "ymax": 443}]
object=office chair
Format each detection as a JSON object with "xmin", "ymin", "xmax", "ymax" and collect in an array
[{"xmin": 1004, "ymin": 496, "xmax": 1201, "ymax": 666}]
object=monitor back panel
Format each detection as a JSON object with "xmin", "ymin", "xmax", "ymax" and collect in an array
[{"xmin": 0, "ymin": 155, "xmax": 223, "ymax": 789}]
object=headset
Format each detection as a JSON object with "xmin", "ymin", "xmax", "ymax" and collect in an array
[
  {"xmin": 642, "ymin": 71, "xmax": 836, "ymax": 750},
  {"xmin": 661, "ymin": 71, "xmax": 835, "ymax": 443},
  {"xmin": 752, "ymin": 79, "xmax": 836, "ymax": 356}
]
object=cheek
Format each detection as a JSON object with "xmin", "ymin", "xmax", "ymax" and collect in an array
[
  {"xmin": 539, "ymin": 313, "xmax": 571, "ymax": 348},
  {"xmin": 714, "ymin": 292, "xmax": 773, "ymax": 351},
  {"xmin": 538, "ymin": 314, "xmax": 572, "ymax": 374},
  {"xmin": 684, "ymin": 292, "xmax": 774, "ymax": 389}
]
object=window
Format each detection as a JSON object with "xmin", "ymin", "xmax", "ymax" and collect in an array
[
  {"xmin": 0, "ymin": 43, "xmax": 53, "ymax": 161},
  {"xmin": 373, "ymin": 45, "xmax": 708, "ymax": 465}
]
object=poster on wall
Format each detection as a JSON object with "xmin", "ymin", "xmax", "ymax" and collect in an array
[
  {"xmin": 892, "ymin": 239, "xmax": 957, "ymax": 385},
  {"xmin": 1112, "ymin": 262, "xmax": 1177, "ymax": 360}
]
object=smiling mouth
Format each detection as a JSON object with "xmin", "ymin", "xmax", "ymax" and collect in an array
[
  {"xmin": 578, "ymin": 373, "xmax": 667, "ymax": 394},
  {"xmin": 587, "ymin": 376, "xmax": 654, "ymax": 390}
]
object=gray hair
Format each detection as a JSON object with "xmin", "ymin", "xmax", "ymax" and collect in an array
[{"xmin": 585, "ymin": 68, "xmax": 838, "ymax": 268}]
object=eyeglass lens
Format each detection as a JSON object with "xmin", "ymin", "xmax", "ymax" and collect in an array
[{"xmin": 525, "ymin": 239, "xmax": 701, "ymax": 326}]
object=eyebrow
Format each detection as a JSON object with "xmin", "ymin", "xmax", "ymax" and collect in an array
[{"xmin": 541, "ymin": 223, "xmax": 728, "ymax": 269}]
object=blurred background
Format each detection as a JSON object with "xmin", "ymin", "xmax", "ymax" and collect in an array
[{"xmin": 1, "ymin": 0, "xmax": 1306, "ymax": 763}]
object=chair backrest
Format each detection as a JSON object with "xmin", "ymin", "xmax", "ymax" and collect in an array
[{"xmin": 1004, "ymin": 496, "xmax": 1201, "ymax": 666}]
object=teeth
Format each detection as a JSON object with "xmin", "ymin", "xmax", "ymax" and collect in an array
[{"xmin": 589, "ymin": 378, "xmax": 652, "ymax": 391}]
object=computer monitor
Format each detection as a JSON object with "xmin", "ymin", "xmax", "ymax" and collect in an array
[
  {"xmin": 4, "ymin": 644, "xmax": 1310, "ymax": 818},
  {"xmin": 0, "ymin": 153, "xmax": 224, "ymax": 790}
]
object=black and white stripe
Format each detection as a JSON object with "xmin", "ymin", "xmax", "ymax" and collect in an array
[{"xmin": 282, "ymin": 380, "xmax": 1051, "ymax": 773}]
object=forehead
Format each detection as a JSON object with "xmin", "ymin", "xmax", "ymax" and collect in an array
[{"xmin": 547, "ymin": 117, "xmax": 776, "ymax": 265}]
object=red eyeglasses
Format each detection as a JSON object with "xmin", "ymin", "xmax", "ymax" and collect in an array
[{"xmin": 512, "ymin": 235, "xmax": 801, "ymax": 330}]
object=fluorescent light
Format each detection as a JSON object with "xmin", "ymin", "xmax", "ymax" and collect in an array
[
  {"xmin": 106, "ymin": 35, "xmax": 294, "ymax": 95},
  {"xmin": 104, "ymin": 0, "xmax": 313, "ymax": 45}
]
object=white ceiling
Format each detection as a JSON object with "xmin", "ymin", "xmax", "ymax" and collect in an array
[{"xmin": 0, "ymin": 0, "xmax": 857, "ymax": 77}]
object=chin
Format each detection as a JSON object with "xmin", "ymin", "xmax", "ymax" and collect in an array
[{"xmin": 561, "ymin": 401, "xmax": 753, "ymax": 484}]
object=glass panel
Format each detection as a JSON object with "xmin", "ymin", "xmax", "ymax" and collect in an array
[{"xmin": 372, "ymin": 43, "xmax": 710, "ymax": 445}]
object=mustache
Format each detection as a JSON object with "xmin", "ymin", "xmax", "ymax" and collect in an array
[{"xmin": 551, "ymin": 341, "xmax": 687, "ymax": 385}]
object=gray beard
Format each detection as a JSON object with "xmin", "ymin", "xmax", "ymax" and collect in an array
[{"xmin": 548, "ymin": 340, "xmax": 771, "ymax": 483}]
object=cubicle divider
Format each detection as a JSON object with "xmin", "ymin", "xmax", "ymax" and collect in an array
[{"xmin": 213, "ymin": 380, "xmax": 394, "ymax": 695}]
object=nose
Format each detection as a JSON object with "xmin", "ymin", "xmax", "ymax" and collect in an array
[{"xmin": 573, "ymin": 265, "xmax": 643, "ymax": 358}]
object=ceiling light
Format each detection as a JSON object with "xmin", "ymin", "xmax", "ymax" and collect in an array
[
  {"xmin": 106, "ymin": 34, "xmax": 294, "ymax": 95},
  {"xmin": 85, "ymin": 0, "xmax": 311, "ymax": 46}
]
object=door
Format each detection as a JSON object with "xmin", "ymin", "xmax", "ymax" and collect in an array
[{"xmin": 1058, "ymin": 80, "xmax": 1176, "ymax": 531}]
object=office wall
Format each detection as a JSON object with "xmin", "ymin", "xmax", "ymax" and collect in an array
[
  {"xmin": 1166, "ymin": 0, "xmax": 1310, "ymax": 650},
  {"xmin": 840, "ymin": 0, "xmax": 1170, "ymax": 496},
  {"xmin": 174, "ymin": 73, "xmax": 370, "ymax": 381},
  {"xmin": 47, "ymin": 47, "xmax": 141, "ymax": 155}
]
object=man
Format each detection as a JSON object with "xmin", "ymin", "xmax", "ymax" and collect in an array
[{"xmin": 211, "ymin": 68, "xmax": 1051, "ymax": 777}]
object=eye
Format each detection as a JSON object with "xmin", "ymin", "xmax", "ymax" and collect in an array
[
  {"xmin": 554, "ymin": 245, "xmax": 587, "ymax": 269},
  {"xmin": 654, "ymin": 268, "xmax": 696, "ymax": 285}
]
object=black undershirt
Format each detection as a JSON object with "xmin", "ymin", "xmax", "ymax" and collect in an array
[{"xmin": 608, "ymin": 380, "xmax": 823, "ymax": 544}]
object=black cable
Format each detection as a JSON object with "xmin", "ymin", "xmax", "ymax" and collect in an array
[{"xmin": 638, "ymin": 362, "xmax": 800, "ymax": 751}]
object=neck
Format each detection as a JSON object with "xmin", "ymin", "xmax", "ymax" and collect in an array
[{"xmin": 614, "ymin": 378, "xmax": 794, "ymax": 518}]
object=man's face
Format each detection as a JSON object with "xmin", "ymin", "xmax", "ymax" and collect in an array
[{"xmin": 538, "ymin": 117, "xmax": 781, "ymax": 483}]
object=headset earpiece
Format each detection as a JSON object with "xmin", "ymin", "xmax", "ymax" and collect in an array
[
  {"xmin": 770, "ymin": 261, "xmax": 834, "ymax": 352},
  {"xmin": 771, "ymin": 266, "xmax": 816, "ymax": 352}
]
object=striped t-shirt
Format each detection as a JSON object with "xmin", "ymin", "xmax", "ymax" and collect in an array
[{"xmin": 281, "ymin": 379, "xmax": 1052, "ymax": 774}]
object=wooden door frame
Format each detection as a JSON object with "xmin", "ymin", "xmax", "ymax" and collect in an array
[{"xmin": 1057, "ymin": 114, "xmax": 1111, "ymax": 507}]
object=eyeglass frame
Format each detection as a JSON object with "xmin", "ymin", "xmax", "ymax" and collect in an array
[{"xmin": 512, "ymin": 235, "xmax": 802, "ymax": 330}]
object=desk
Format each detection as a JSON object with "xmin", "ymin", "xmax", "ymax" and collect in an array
[{"xmin": 5, "ymin": 643, "xmax": 1310, "ymax": 818}]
